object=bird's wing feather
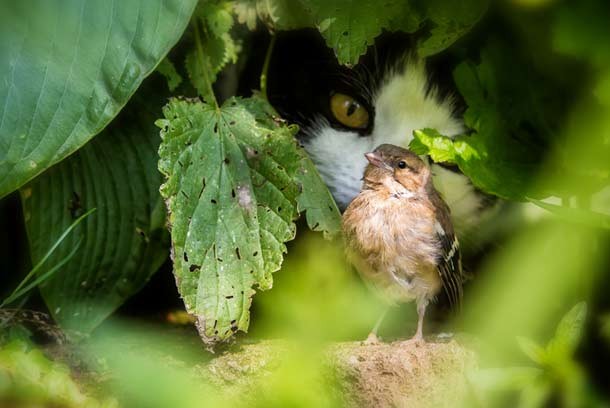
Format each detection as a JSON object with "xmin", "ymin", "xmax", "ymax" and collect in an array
[{"xmin": 431, "ymin": 194, "xmax": 463, "ymax": 309}]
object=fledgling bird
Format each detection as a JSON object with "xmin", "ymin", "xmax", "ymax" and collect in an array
[{"xmin": 342, "ymin": 144, "xmax": 463, "ymax": 343}]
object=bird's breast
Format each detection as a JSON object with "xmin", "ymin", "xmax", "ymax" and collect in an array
[{"xmin": 343, "ymin": 193, "xmax": 442, "ymax": 303}]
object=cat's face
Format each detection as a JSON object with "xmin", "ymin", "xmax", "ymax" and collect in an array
[{"xmin": 267, "ymin": 30, "xmax": 490, "ymax": 234}]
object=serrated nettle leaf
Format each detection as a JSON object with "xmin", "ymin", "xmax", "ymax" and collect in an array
[
  {"xmin": 547, "ymin": 302, "xmax": 587, "ymax": 359},
  {"xmin": 156, "ymin": 58, "xmax": 183, "ymax": 92},
  {"xmin": 186, "ymin": 0, "xmax": 239, "ymax": 102},
  {"xmin": 295, "ymin": 151, "xmax": 342, "ymax": 239},
  {"xmin": 301, "ymin": 0, "xmax": 420, "ymax": 66},
  {"xmin": 233, "ymin": 0, "xmax": 259, "ymax": 30},
  {"xmin": 158, "ymin": 96, "xmax": 304, "ymax": 345},
  {"xmin": 21, "ymin": 88, "xmax": 169, "ymax": 334},
  {"xmin": 0, "ymin": 0, "xmax": 198, "ymax": 199},
  {"xmin": 198, "ymin": 1, "xmax": 235, "ymax": 37},
  {"xmin": 416, "ymin": 0, "xmax": 488, "ymax": 57},
  {"xmin": 255, "ymin": 0, "xmax": 314, "ymax": 31}
]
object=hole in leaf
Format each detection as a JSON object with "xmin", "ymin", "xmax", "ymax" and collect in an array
[{"xmin": 235, "ymin": 248, "xmax": 241, "ymax": 259}]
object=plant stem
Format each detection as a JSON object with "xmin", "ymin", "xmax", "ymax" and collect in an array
[
  {"xmin": 192, "ymin": 18, "xmax": 219, "ymax": 109},
  {"xmin": 260, "ymin": 35, "xmax": 276, "ymax": 101}
]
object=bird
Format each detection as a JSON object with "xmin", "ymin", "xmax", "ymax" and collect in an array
[
  {"xmin": 342, "ymin": 143, "xmax": 463, "ymax": 343},
  {"xmin": 267, "ymin": 30, "xmax": 498, "ymax": 241}
]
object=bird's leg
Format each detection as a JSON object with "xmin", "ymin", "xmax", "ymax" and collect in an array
[
  {"xmin": 411, "ymin": 299, "xmax": 428, "ymax": 343},
  {"xmin": 364, "ymin": 308, "xmax": 388, "ymax": 344}
]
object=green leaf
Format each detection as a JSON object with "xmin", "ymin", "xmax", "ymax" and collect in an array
[
  {"xmin": 518, "ymin": 378, "xmax": 551, "ymax": 408},
  {"xmin": 257, "ymin": 0, "xmax": 314, "ymax": 31},
  {"xmin": 0, "ymin": 0, "xmax": 198, "ymax": 199},
  {"xmin": 0, "ymin": 341, "xmax": 116, "ymax": 407},
  {"xmin": 157, "ymin": 58, "xmax": 183, "ymax": 92},
  {"xmin": 157, "ymin": 96, "xmax": 303, "ymax": 345},
  {"xmin": 527, "ymin": 199, "xmax": 610, "ymax": 230},
  {"xmin": 295, "ymin": 152, "xmax": 342, "ymax": 239},
  {"xmin": 416, "ymin": 0, "xmax": 488, "ymax": 57},
  {"xmin": 410, "ymin": 40, "xmax": 556, "ymax": 201},
  {"xmin": 301, "ymin": 0, "xmax": 421, "ymax": 66},
  {"xmin": 552, "ymin": 1, "xmax": 610, "ymax": 67},
  {"xmin": 468, "ymin": 367, "xmax": 542, "ymax": 392},
  {"xmin": 20, "ymin": 88, "xmax": 169, "ymax": 334},
  {"xmin": 516, "ymin": 336, "xmax": 546, "ymax": 365},
  {"xmin": 547, "ymin": 302, "xmax": 587, "ymax": 359}
]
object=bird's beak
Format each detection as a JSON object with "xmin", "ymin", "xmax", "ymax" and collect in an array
[{"xmin": 365, "ymin": 152, "xmax": 392, "ymax": 171}]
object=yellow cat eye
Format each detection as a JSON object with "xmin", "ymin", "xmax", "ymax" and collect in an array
[{"xmin": 330, "ymin": 93, "xmax": 369, "ymax": 129}]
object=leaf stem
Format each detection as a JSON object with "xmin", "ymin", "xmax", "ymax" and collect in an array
[
  {"xmin": 192, "ymin": 18, "xmax": 219, "ymax": 109},
  {"xmin": 260, "ymin": 35, "xmax": 276, "ymax": 101}
]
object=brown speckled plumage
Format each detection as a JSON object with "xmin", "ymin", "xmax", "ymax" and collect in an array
[{"xmin": 342, "ymin": 144, "xmax": 462, "ymax": 341}]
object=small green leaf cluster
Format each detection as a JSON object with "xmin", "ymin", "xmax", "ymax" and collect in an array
[{"xmin": 470, "ymin": 303, "xmax": 603, "ymax": 408}]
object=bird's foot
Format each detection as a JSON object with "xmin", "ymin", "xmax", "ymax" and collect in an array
[
  {"xmin": 400, "ymin": 333, "xmax": 426, "ymax": 347},
  {"xmin": 362, "ymin": 332, "xmax": 382, "ymax": 345}
]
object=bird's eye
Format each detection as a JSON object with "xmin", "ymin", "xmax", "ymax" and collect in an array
[
  {"xmin": 330, "ymin": 93, "xmax": 369, "ymax": 129},
  {"xmin": 398, "ymin": 161, "xmax": 407, "ymax": 169}
]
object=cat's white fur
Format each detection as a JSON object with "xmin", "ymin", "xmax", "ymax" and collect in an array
[{"xmin": 302, "ymin": 61, "xmax": 486, "ymax": 234}]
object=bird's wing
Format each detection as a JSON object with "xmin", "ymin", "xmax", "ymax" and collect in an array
[{"xmin": 431, "ymin": 195, "xmax": 463, "ymax": 309}]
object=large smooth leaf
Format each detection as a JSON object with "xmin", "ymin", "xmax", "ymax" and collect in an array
[
  {"xmin": 20, "ymin": 87, "xmax": 169, "ymax": 334},
  {"xmin": 0, "ymin": 0, "xmax": 198, "ymax": 198},
  {"xmin": 158, "ymin": 97, "xmax": 303, "ymax": 345}
]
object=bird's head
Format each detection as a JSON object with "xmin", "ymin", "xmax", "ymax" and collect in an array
[{"xmin": 363, "ymin": 144, "xmax": 431, "ymax": 194}]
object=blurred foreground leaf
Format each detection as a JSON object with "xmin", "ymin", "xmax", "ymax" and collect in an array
[
  {"xmin": 21, "ymin": 89, "xmax": 169, "ymax": 334},
  {"xmin": 0, "ymin": 0, "xmax": 197, "ymax": 198},
  {"xmin": 0, "ymin": 341, "xmax": 117, "ymax": 408},
  {"xmin": 529, "ymin": 199, "xmax": 610, "ymax": 229}
]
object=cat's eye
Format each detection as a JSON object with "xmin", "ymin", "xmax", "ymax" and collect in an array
[
  {"xmin": 330, "ymin": 93, "xmax": 369, "ymax": 129},
  {"xmin": 398, "ymin": 161, "xmax": 407, "ymax": 169}
]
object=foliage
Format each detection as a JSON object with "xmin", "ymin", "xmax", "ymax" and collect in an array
[
  {"xmin": 0, "ymin": 3, "xmax": 609, "ymax": 405},
  {"xmin": 0, "ymin": 0, "xmax": 198, "ymax": 198},
  {"xmin": 469, "ymin": 303, "xmax": 601, "ymax": 408},
  {"xmin": 0, "ymin": 340, "xmax": 117, "ymax": 407},
  {"xmin": 157, "ymin": 96, "xmax": 340, "ymax": 344},
  {"xmin": 20, "ymin": 90, "xmax": 170, "ymax": 334},
  {"xmin": 410, "ymin": 39, "xmax": 557, "ymax": 201}
]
